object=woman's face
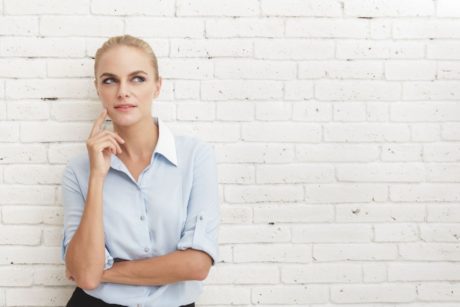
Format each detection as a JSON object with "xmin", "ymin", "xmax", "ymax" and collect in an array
[{"xmin": 94, "ymin": 45, "xmax": 161, "ymax": 127}]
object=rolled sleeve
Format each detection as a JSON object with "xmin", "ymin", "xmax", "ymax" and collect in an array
[
  {"xmin": 177, "ymin": 142, "xmax": 220, "ymax": 265},
  {"xmin": 61, "ymin": 161, "xmax": 114, "ymax": 270}
]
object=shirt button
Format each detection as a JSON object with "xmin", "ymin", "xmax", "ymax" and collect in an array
[
  {"xmin": 199, "ymin": 215, "xmax": 203, "ymax": 220},
  {"xmin": 140, "ymin": 215, "xmax": 145, "ymax": 221},
  {"xmin": 144, "ymin": 247, "xmax": 150, "ymax": 253}
]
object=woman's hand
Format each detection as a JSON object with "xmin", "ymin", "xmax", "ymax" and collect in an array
[{"xmin": 86, "ymin": 109, "xmax": 125, "ymax": 178}]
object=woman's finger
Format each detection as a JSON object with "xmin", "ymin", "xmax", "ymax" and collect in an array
[
  {"xmin": 93, "ymin": 134, "xmax": 122, "ymax": 154},
  {"xmin": 89, "ymin": 109, "xmax": 107, "ymax": 137}
]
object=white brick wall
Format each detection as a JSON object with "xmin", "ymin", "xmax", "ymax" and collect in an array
[{"xmin": 1, "ymin": 0, "xmax": 459, "ymax": 306}]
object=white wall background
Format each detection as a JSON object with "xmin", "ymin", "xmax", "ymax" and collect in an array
[{"xmin": 1, "ymin": 0, "xmax": 460, "ymax": 306}]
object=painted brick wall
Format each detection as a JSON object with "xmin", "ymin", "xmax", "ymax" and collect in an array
[{"xmin": 1, "ymin": 0, "xmax": 460, "ymax": 306}]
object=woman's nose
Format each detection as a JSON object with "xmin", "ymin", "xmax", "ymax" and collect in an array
[{"xmin": 117, "ymin": 81, "xmax": 130, "ymax": 98}]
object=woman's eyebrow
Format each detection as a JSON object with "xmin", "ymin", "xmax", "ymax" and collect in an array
[{"xmin": 99, "ymin": 70, "xmax": 148, "ymax": 78}]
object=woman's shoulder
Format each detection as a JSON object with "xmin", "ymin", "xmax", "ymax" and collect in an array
[
  {"xmin": 174, "ymin": 134, "xmax": 214, "ymax": 155},
  {"xmin": 65, "ymin": 151, "xmax": 90, "ymax": 173}
]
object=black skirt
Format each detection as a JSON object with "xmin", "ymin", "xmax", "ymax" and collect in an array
[{"xmin": 66, "ymin": 287, "xmax": 195, "ymax": 307}]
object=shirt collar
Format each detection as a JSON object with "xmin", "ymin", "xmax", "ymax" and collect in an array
[{"xmin": 110, "ymin": 116, "xmax": 178, "ymax": 171}]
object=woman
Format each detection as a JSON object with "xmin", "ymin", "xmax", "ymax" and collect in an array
[{"xmin": 61, "ymin": 35, "xmax": 220, "ymax": 307}]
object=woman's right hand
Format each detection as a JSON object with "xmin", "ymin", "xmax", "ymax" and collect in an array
[{"xmin": 86, "ymin": 109, "xmax": 125, "ymax": 178}]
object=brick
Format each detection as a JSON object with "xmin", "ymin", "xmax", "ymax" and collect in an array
[
  {"xmin": 201, "ymin": 80, "xmax": 283, "ymax": 100},
  {"xmin": 0, "ymin": 226, "xmax": 41, "ymax": 245},
  {"xmin": 411, "ymin": 123, "xmax": 441, "ymax": 142},
  {"xmin": 426, "ymin": 163, "xmax": 460, "ymax": 182},
  {"xmin": 390, "ymin": 183, "xmax": 460, "ymax": 201},
  {"xmin": 6, "ymin": 79, "xmax": 93, "ymax": 99},
  {"xmin": 216, "ymin": 101, "xmax": 254, "ymax": 121},
  {"xmin": 174, "ymin": 81, "xmax": 200, "ymax": 99},
  {"xmin": 126, "ymin": 17, "xmax": 204, "ymax": 38},
  {"xmin": 91, "ymin": 0, "xmax": 174, "ymax": 16},
  {"xmin": 224, "ymin": 185, "xmax": 304, "ymax": 203},
  {"xmin": 254, "ymin": 204, "xmax": 333, "ymax": 223},
  {"xmin": 50, "ymin": 100, "xmax": 100, "ymax": 121},
  {"xmin": 261, "ymin": 0, "xmax": 341, "ymax": 17},
  {"xmin": 220, "ymin": 225, "xmax": 290, "ymax": 244},
  {"xmin": 176, "ymin": 102, "xmax": 215, "ymax": 121},
  {"xmin": 389, "ymin": 262, "xmax": 460, "ymax": 281},
  {"xmin": 177, "ymin": 0, "xmax": 259, "ymax": 16},
  {"xmin": 391, "ymin": 102, "xmax": 460, "ymax": 121},
  {"xmin": 214, "ymin": 143, "xmax": 294, "ymax": 163},
  {"xmin": 197, "ymin": 285, "xmax": 250, "ymax": 305},
  {"xmin": 316, "ymin": 81, "xmax": 401, "ymax": 101},
  {"xmin": 255, "ymin": 101, "xmax": 292, "ymax": 120},
  {"xmin": 333, "ymin": 101, "xmax": 366, "ymax": 121},
  {"xmin": 314, "ymin": 243, "xmax": 398, "ymax": 261},
  {"xmin": 234, "ymin": 243, "xmax": 311, "ymax": 263},
  {"xmin": 47, "ymin": 59, "xmax": 93, "ymax": 78},
  {"xmin": 296, "ymin": 144, "xmax": 379, "ymax": 162},
  {"xmin": 443, "ymin": 123, "xmax": 460, "ymax": 141},
  {"xmin": 385, "ymin": 61, "xmax": 436, "ymax": 80},
  {"xmin": 418, "ymin": 282, "xmax": 460, "ymax": 301},
  {"xmin": 400, "ymin": 243, "xmax": 460, "ymax": 260},
  {"xmin": 220, "ymin": 205, "xmax": 252, "ymax": 224},
  {"xmin": 48, "ymin": 144, "xmax": 86, "ymax": 164},
  {"xmin": 21, "ymin": 122, "xmax": 92, "ymax": 142},
  {"xmin": 170, "ymin": 38, "xmax": 252, "ymax": 57},
  {"xmin": 2, "ymin": 206, "xmax": 63, "ymax": 225},
  {"xmin": 286, "ymin": 18, "xmax": 369, "ymax": 38},
  {"xmin": 206, "ymin": 18, "xmax": 284, "ymax": 37},
  {"xmin": 424, "ymin": 144, "xmax": 460, "ymax": 162},
  {"xmin": 0, "ymin": 121, "xmax": 19, "ymax": 142},
  {"xmin": 252, "ymin": 285, "xmax": 328, "ymax": 304},
  {"xmin": 374, "ymin": 223, "xmax": 419, "ymax": 242},
  {"xmin": 337, "ymin": 40, "xmax": 424, "ymax": 59},
  {"xmin": 255, "ymin": 39, "xmax": 335, "ymax": 59},
  {"xmin": 34, "ymin": 266, "xmax": 72, "ymax": 286},
  {"xmin": 4, "ymin": 0, "xmax": 89, "ymax": 14},
  {"xmin": 344, "ymin": 0, "xmax": 433, "ymax": 17},
  {"xmin": 218, "ymin": 164, "xmax": 254, "ymax": 184},
  {"xmin": 0, "ymin": 16, "xmax": 38, "ymax": 35},
  {"xmin": 292, "ymin": 101, "xmax": 332, "ymax": 121},
  {"xmin": 394, "ymin": 20, "xmax": 460, "ymax": 39},
  {"xmin": 172, "ymin": 122, "xmax": 240, "ymax": 142},
  {"xmin": 282, "ymin": 264, "xmax": 362, "ymax": 283},
  {"xmin": 7, "ymin": 100, "xmax": 49, "ymax": 120},
  {"xmin": 4, "ymin": 165, "xmax": 64, "ymax": 184},
  {"xmin": 363, "ymin": 263, "xmax": 387, "ymax": 282},
  {"xmin": 299, "ymin": 60, "xmax": 383, "ymax": 79},
  {"xmin": 0, "ymin": 247, "xmax": 61, "ymax": 264},
  {"xmin": 293, "ymin": 224, "xmax": 372, "ymax": 243},
  {"xmin": 214, "ymin": 59, "xmax": 296, "ymax": 80},
  {"xmin": 421, "ymin": 224, "xmax": 460, "ymax": 242},
  {"xmin": 0, "ymin": 37, "xmax": 85, "ymax": 57},
  {"xmin": 324, "ymin": 123, "xmax": 410, "ymax": 142},
  {"xmin": 43, "ymin": 226, "xmax": 62, "ymax": 246},
  {"xmin": 0, "ymin": 144, "xmax": 47, "ymax": 164},
  {"xmin": 284, "ymin": 81, "xmax": 314, "ymax": 100},
  {"xmin": 336, "ymin": 163, "xmax": 425, "ymax": 182},
  {"xmin": 0, "ymin": 185, "xmax": 55, "ymax": 205},
  {"xmin": 256, "ymin": 164, "xmax": 334, "ymax": 183},
  {"xmin": 336, "ymin": 204, "xmax": 425, "ymax": 222},
  {"xmin": 438, "ymin": 61, "xmax": 460, "ymax": 79},
  {"xmin": 241, "ymin": 122, "xmax": 321, "ymax": 142},
  {"xmin": 207, "ymin": 264, "xmax": 279, "ymax": 284},
  {"xmin": 6, "ymin": 287, "xmax": 73, "ymax": 306},
  {"xmin": 437, "ymin": 0, "xmax": 460, "ymax": 17},
  {"xmin": 160, "ymin": 59, "xmax": 213, "ymax": 79},
  {"xmin": 305, "ymin": 184, "xmax": 388, "ymax": 203},
  {"xmin": 428, "ymin": 41, "xmax": 460, "ymax": 59},
  {"xmin": 331, "ymin": 284, "xmax": 416, "ymax": 303},
  {"xmin": 0, "ymin": 266, "xmax": 33, "ymax": 286},
  {"xmin": 40, "ymin": 16, "xmax": 123, "ymax": 36}
]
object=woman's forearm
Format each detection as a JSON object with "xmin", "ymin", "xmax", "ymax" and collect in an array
[
  {"xmin": 101, "ymin": 249, "xmax": 212, "ymax": 286},
  {"xmin": 65, "ymin": 175, "xmax": 106, "ymax": 289}
]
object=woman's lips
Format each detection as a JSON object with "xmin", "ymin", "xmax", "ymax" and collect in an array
[{"xmin": 114, "ymin": 105, "xmax": 137, "ymax": 112}]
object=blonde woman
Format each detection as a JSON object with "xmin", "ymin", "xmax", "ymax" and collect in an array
[{"xmin": 61, "ymin": 35, "xmax": 219, "ymax": 307}]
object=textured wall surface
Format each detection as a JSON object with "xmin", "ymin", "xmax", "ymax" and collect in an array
[{"xmin": 1, "ymin": 0, "xmax": 460, "ymax": 306}]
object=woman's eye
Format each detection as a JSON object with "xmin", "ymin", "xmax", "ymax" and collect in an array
[
  {"xmin": 102, "ymin": 78, "xmax": 114, "ymax": 84},
  {"xmin": 133, "ymin": 76, "xmax": 145, "ymax": 82}
]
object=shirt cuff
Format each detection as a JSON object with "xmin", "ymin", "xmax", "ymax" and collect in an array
[{"xmin": 176, "ymin": 211, "xmax": 219, "ymax": 265}]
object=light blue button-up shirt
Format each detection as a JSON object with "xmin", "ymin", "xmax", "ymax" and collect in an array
[{"xmin": 61, "ymin": 116, "xmax": 220, "ymax": 307}]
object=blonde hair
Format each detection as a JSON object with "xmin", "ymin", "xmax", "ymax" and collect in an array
[{"xmin": 94, "ymin": 34, "xmax": 159, "ymax": 81}]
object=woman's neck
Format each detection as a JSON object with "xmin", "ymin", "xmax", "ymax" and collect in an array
[{"xmin": 113, "ymin": 116, "xmax": 159, "ymax": 161}]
